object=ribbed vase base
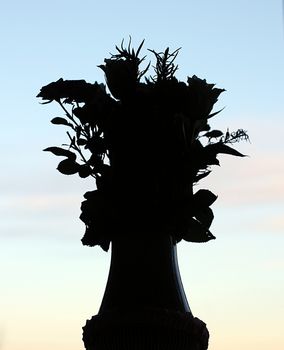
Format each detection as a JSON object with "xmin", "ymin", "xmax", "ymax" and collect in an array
[{"xmin": 83, "ymin": 309, "xmax": 209, "ymax": 350}]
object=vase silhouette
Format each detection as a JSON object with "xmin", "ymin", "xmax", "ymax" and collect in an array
[{"xmin": 83, "ymin": 233, "xmax": 209, "ymax": 350}]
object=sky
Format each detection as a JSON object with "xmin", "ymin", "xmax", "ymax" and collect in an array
[{"xmin": 0, "ymin": 0, "xmax": 284, "ymax": 349}]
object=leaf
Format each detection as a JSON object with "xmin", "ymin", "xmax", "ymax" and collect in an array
[
  {"xmin": 81, "ymin": 226, "xmax": 110, "ymax": 251},
  {"xmin": 208, "ymin": 107, "xmax": 225, "ymax": 119},
  {"xmin": 136, "ymin": 39, "xmax": 145, "ymax": 57},
  {"xmin": 183, "ymin": 218, "xmax": 216, "ymax": 243},
  {"xmin": 40, "ymin": 100, "xmax": 53, "ymax": 104},
  {"xmin": 78, "ymin": 165, "xmax": 92, "ymax": 178},
  {"xmin": 43, "ymin": 147, "xmax": 76, "ymax": 160},
  {"xmin": 206, "ymin": 143, "xmax": 246, "ymax": 157},
  {"xmin": 50, "ymin": 117, "xmax": 71, "ymax": 126},
  {"xmin": 194, "ymin": 170, "xmax": 211, "ymax": 183},
  {"xmin": 57, "ymin": 159, "xmax": 79, "ymax": 175},
  {"xmin": 194, "ymin": 189, "xmax": 217, "ymax": 207},
  {"xmin": 76, "ymin": 125, "xmax": 82, "ymax": 139},
  {"xmin": 83, "ymin": 190, "xmax": 97, "ymax": 199},
  {"xmin": 77, "ymin": 138, "xmax": 87, "ymax": 146},
  {"xmin": 80, "ymin": 192, "xmax": 111, "ymax": 251},
  {"xmin": 204, "ymin": 130, "xmax": 223, "ymax": 138},
  {"xmin": 194, "ymin": 207, "xmax": 214, "ymax": 228}
]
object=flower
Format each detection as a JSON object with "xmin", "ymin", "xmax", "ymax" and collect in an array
[
  {"xmin": 98, "ymin": 59, "xmax": 139, "ymax": 100},
  {"xmin": 37, "ymin": 79, "xmax": 102, "ymax": 104}
]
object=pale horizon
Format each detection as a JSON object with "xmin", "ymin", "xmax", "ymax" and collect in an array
[{"xmin": 1, "ymin": 1, "xmax": 284, "ymax": 349}]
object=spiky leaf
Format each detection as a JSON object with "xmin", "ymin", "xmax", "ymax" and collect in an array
[
  {"xmin": 208, "ymin": 107, "xmax": 225, "ymax": 119},
  {"xmin": 206, "ymin": 143, "xmax": 246, "ymax": 157}
]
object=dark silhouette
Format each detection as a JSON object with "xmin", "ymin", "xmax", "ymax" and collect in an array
[{"xmin": 37, "ymin": 40, "xmax": 248, "ymax": 349}]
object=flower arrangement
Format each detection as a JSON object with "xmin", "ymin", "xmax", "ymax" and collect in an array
[{"xmin": 37, "ymin": 40, "xmax": 248, "ymax": 251}]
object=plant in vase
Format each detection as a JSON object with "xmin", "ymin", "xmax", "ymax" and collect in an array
[{"xmin": 37, "ymin": 40, "xmax": 248, "ymax": 350}]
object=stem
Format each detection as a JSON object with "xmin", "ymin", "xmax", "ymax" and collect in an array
[
  {"xmin": 58, "ymin": 100, "xmax": 80, "ymax": 127},
  {"xmin": 66, "ymin": 132, "xmax": 87, "ymax": 163},
  {"xmin": 59, "ymin": 101, "xmax": 91, "ymax": 140},
  {"xmin": 66, "ymin": 131, "xmax": 97, "ymax": 179},
  {"xmin": 59, "ymin": 99, "xmax": 94, "ymax": 147}
]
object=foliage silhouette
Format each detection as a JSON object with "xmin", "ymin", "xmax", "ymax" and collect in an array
[{"xmin": 37, "ymin": 40, "xmax": 248, "ymax": 251}]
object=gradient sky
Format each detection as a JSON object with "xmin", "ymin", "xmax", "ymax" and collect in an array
[{"xmin": 1, "ymin": 1, "xmax": 284, "ymax": 349}]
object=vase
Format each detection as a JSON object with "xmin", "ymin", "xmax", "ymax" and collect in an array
[{"xmin": 82, "ymin": 233, "xmax": 209, "ymax": 350}]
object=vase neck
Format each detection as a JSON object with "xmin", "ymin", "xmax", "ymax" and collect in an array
[{"xmin": 99, "ymin": 234, "xmax": 191, "ymax": 314}]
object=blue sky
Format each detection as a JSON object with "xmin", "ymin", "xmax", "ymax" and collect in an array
[{"xmin": 1, "ymin": 1, "xmax": 284, "ymax": 349}]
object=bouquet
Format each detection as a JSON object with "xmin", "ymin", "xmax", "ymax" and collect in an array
[{"xmin": 37, "ymin": 40, "xmax": 248, "ymax": 251}]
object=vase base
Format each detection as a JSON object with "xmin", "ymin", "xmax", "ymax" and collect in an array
[{"xmin": 83, "ymin": 308, "xmax": 209, "ymax": 350}]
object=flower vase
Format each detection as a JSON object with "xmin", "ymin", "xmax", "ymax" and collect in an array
[{"xmin": 82, "ymin": 233, "xmax": 209, "ymax": 350}]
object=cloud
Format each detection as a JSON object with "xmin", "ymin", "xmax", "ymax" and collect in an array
[
  {"xmin": 200, "ymin": 151, "xmax": 284, "ymax": 207},
  {"xmin": 1, "ymin": 193, "xmax": 80, "ymax": 213},
  {"xmin": 0, "ymin": 194, "xmax": 83, "ymax": 238},
  {"xmin": 249, "ymin": 214, "xmax": 284, "ymax": 234}
]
